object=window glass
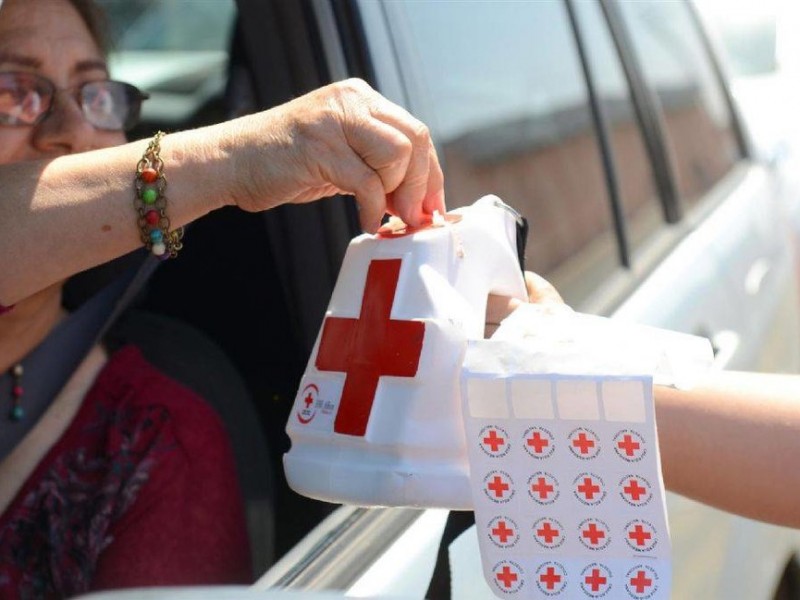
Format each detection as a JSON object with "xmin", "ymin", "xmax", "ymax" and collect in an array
[
  {"xmin": 383, "ymin": 0, "xmax": 620, "ymax": 305},
  {"xmin": 573, "ymin": 1, "xmax": 664, "ymax": 257},
  {"xmin": 617, "ymin": 0, "xmax": 740, "ymax": 206},
  {"xmin": 100, "ymin": 0, "xmax": 236, "ymax": 130}
]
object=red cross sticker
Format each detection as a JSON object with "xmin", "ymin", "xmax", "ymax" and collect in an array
[
  {"xmin": 615, "ymin": 430, "xmax": 646, "ymax": 461},
  {"xmin": 480, "ymin": 426, "xmax": 509, "ymax": 456},
  {"xmin": 582, "ymin": 522, "xmax": 606, "ymax": 546},
  {"xmin": 629, "ymin": 569, "xmax": 654, "ymax": 595},
  {"xmin": 621, "ymin": 476, "xmax": 652, "ymax": 505},
  {"xmin": 626, "ymin": 520, "xmax": 657, "ymax": 551},
  {"xmin": 491, "ymin": 520, "xmax": 515, "ymax": 544},
  {"xmin": 493, "ymin": 562, "xmax": 523, "ymax": 592},
  {"xmin": 484, "ymin": 472, "xmax": 514, "ymax": 502},
  {"xmin": 496, "ymin": 566, "xmax": 518, "ymax": 588},
  {"xmin": 570, "ymin": 429, "xmax": 599, "ymax": 458},
  {"xmin": 537, "ymin": 564, "xmax": 565, "ymax": 592},
  {"xmin": 537, "ymin": 522, "xmax": 560, "ymax": 544},
  {"xmin": 576, "ymin": 475, "xmax": 603, "ymax": 503},
  {"xmin": 316, "ymin": 259, "xmax": 425, "ymax": 436},
  {"xmin": 524, "ymin": 426, "xmax": 554, "ymax": 458},
  {"xmin": 529, "ymin": 473, "xmax": 558, "ymax": 503},
  {"xmin": 584, "ymin": 568, "xmax": 608, "ymax": 592}
]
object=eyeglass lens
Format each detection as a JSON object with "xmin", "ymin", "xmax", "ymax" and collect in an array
[{"xmin": 0, "ymin": 72, "xmax": 145, "ymax": 131}]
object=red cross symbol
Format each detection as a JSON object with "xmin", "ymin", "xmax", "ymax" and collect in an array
[
  {"xmin": 578, "ymin": 476, "xmax": 601, "ymax": 500},
  {"xmin": 496, "ymin": 565, "xmax": 518, "ymax": 589},
  {"xmin": 585, "ymin": 568, "xmax": 608, "ymax": 592},
  {"xmin": 483, "ymin": 429, "xmax": 505, "ymax": 452},
  {"xmin": 582, "ymin": 522, "xmax": 606, "ymax": 545},
  {"xmin": 630, "ymin": 570, "xmax": 653, "ymax": 594},
  {"xmin": 572, "ymin": 432, "xmax": 596, "ymax": 455},
  {"xmin": 487, "ymin": 475, "xmax": 510, "ymax": 498},
  {"xmin": 617, "ymin": 433, "xmax": 641, "ymax": 456},
  {"xmin": 536, "ymin": 522, "xmax": 560, "ymax": 544},
  {"xmin": 624, "ymin": 478, "xmax": 649, "ymax": 501},
  {"xmin": 539, "ymin": 566, "xmax": 562, "ymax": 590},
  {"xmin": 316, "ymin": 259, "xmax": 425, "ymax": 436},
  {"xmin": 492, "ymin": 520, "xmax": 515, "ymax": 543},
  {"xmin": 628, "ymin": 524, "xmax": 653, "ymax": 547},
  {"xmin": 526, "ymin": 431, "xmax": 550, "ymax": 454},
  {"xmin": 304, "ymin": 393, "xmax": 314, "ymax": 409},
  {"xmin": 531, "ymin": 476, "xmax": 554, "ymax": 500}
]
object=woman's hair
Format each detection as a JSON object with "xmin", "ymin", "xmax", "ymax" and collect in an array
[{"xmin": 66, "ymin": 0, "xmax": 110, "ymax": 55}]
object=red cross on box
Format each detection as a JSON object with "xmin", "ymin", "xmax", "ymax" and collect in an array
[
  {"xmin": 539, "ymin": 566, "xmax": 562, "ymax": 590},
  {"xmin": 582, "ymin": 522, "xmax": 606, "ymax": 545},
  {"xmin": 585, "ymin": 568, "xmax": 608, "ymax": 592},
  {"xmin": 536, "ymin": 521, "xmax": 560, "ymax": 544},
  {"xmin": 630, "ymin": 570, "xmax": 653, "ymax": 594},
  {"xmin": 496, "ymin": 565, "xmax": 518, "ymax": 588},
  {"xmin": 492, "ymin": 520, "xmax": 515, "ymax": 543},
  {"xmin": 315, "ymin": 259, "xmax": 425, "ymax": 437},
  {"xmin": 483, "ymin": 429, "xmax": 505, "ymax": 452}
]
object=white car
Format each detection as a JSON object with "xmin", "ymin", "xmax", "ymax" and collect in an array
[{"xmin": 88, "ymin": 0, "xmax": 800, "ymax": 598}]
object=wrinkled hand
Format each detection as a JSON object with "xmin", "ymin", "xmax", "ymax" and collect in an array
[
  {"xmin": 485, "ymin": 271, "xmax": 563, "ymax": 337},
  {"xmin": 229, "ymin": 78, "xmax": 445, "ymax": 233}
]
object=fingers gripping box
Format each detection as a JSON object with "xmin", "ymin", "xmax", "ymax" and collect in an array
[{"xmin": 284, "ymin": 196, "xmax": 527, "ymax": 508}]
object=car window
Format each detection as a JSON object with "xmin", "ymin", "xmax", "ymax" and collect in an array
[
  {"xmin": 100, "ymin": 0, "xmax": 236, "ymax": 132},
  {"xmin": 617, "ymin": 0, "xmax": 741, "ymax": 208},
  {"xmin": 573, "ymin": 1, "xmax": 664, "ymax": 259},
  {"xmin": 382, "ymin": 0, "xmax": 621, "ymax": 306}
]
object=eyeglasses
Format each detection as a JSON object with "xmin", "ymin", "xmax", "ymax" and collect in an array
[{"xmin": 0, "ymin": 71, "xmax": 149, "ymax": 132}]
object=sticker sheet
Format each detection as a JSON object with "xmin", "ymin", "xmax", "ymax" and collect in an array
[{"xmin": 462, "ymin": 372, "xmax": 671, "ymax": 599}]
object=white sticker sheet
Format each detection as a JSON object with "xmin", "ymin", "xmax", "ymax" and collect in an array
[{"xmin": 462, "ymin": 373, "xmax": 671, "ymax": 599}]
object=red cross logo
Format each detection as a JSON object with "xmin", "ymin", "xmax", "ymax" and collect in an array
[
  {"xmin": 491, "ymin": 520, "xmax": 515, "ymax": 544},
  {"xmin": 528, "ymin": 473, "xmax": 558, "ymax": 503},
  {"xmin": 626, "ymin": 520, "xmax": 657, "ymax": 551},
  {"xmin": 621, "ymin": 476, "xmax": 651, "ymax": 505},
  {"xmin": 533, "ymin": 517, "xmax": 564, "ymax": 548},
  {"xmin": 315, "ymin": 259, "xmax": 425, "ymax": 436},
  {"xmin": 582, "ymin": 523, "xmax": 606, "ymax": 546},
  {"xmin": 480, "ymin": 426, "xmax": 509, "ymax": 457},
  {"xmin": 614, "ymin": 430, "xmax": 646, "ymax": 461},
  {"xmin": 584, "ymin": 568, "xmax": 607, "ymax": 592},
  {"xmin": 492, "ymin": 561, "xmax": 523, "ymax": 593},
  {"xmin": 496, "ymin": 566, "xmax": 518, "ymax": 588},
  {"xmin": 484, "ymin": 471, "xmax": 514, "ymax": 502},
  {"xmin": 570, "ymin": 428, "xmax": 599, "ymax": 458},
  {"xmin": 524, "ymin": 426, "xmax": 554, "ymax": 458},
  {"xmin": 296, "ymin": 383, "xmax": 319, "ymax": 424},
  {"xmin": 537, "ymin": 522, "xmax": 559, "ymax": 543},
  {"xmin": 629, "ymin": 569, "xmax": 654, "ymax": 595},
  {"xmin": 576, "ymin": 475, "xmax": 604, "ymax": 503},
  {"xmin": 535, "ymin": 562, "xmax": 566, "ymax": 594}
]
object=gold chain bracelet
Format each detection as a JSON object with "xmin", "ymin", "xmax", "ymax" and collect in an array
[{"xmin": 133, "ymin": 131, "xmax": 184, "ymax": 259}]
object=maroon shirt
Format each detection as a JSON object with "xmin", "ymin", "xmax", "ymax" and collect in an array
[{"xmin": 0, "ymin": 346, "xmax": 251, "ymax": 598}]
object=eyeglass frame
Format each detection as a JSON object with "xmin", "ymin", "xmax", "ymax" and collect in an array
[{"xmin": 0, "ymin": 71, "xmax": 150, "ymax": 132}]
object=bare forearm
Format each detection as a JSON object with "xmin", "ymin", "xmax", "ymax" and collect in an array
[
  {"xmin": 656, "ymin": 371, "xmax": 800, "ymax": 527},
  {"xmin": 0, "ymin": 126, "xmax": 232, "ymax": 304}
]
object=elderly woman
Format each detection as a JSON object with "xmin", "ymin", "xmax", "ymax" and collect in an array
[{"xmin": 0, "ymin": 0, "xmax": 445, "ymax": 596}]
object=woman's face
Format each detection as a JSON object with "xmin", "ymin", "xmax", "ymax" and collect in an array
[{"xmin": 0, "ymin": 0, "xmax": 125, "ymax": 165}]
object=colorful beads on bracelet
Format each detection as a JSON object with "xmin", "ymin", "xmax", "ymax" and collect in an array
[{"xmin": 133, "ymin": 131, "xmax": 184, "ymax": 259}]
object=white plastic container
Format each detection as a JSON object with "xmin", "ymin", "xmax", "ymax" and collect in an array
[{"xmin": 284, "ymin": 196, "xmax": 527, "ymax": 508}]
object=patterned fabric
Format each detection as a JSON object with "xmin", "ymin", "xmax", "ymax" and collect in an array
[{"xmin": 0, "ymin": 346, "xmax": 251, "ymax": 599}]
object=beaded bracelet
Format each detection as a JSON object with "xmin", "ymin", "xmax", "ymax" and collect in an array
[{"xmin": 134, "ymin": 131, "xmax": 184, "ymax": 259}]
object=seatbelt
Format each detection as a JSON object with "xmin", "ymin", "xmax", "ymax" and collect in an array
[{"xmin": 0, "ymin": 252, "xmax": 159, "ymax": 460}]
